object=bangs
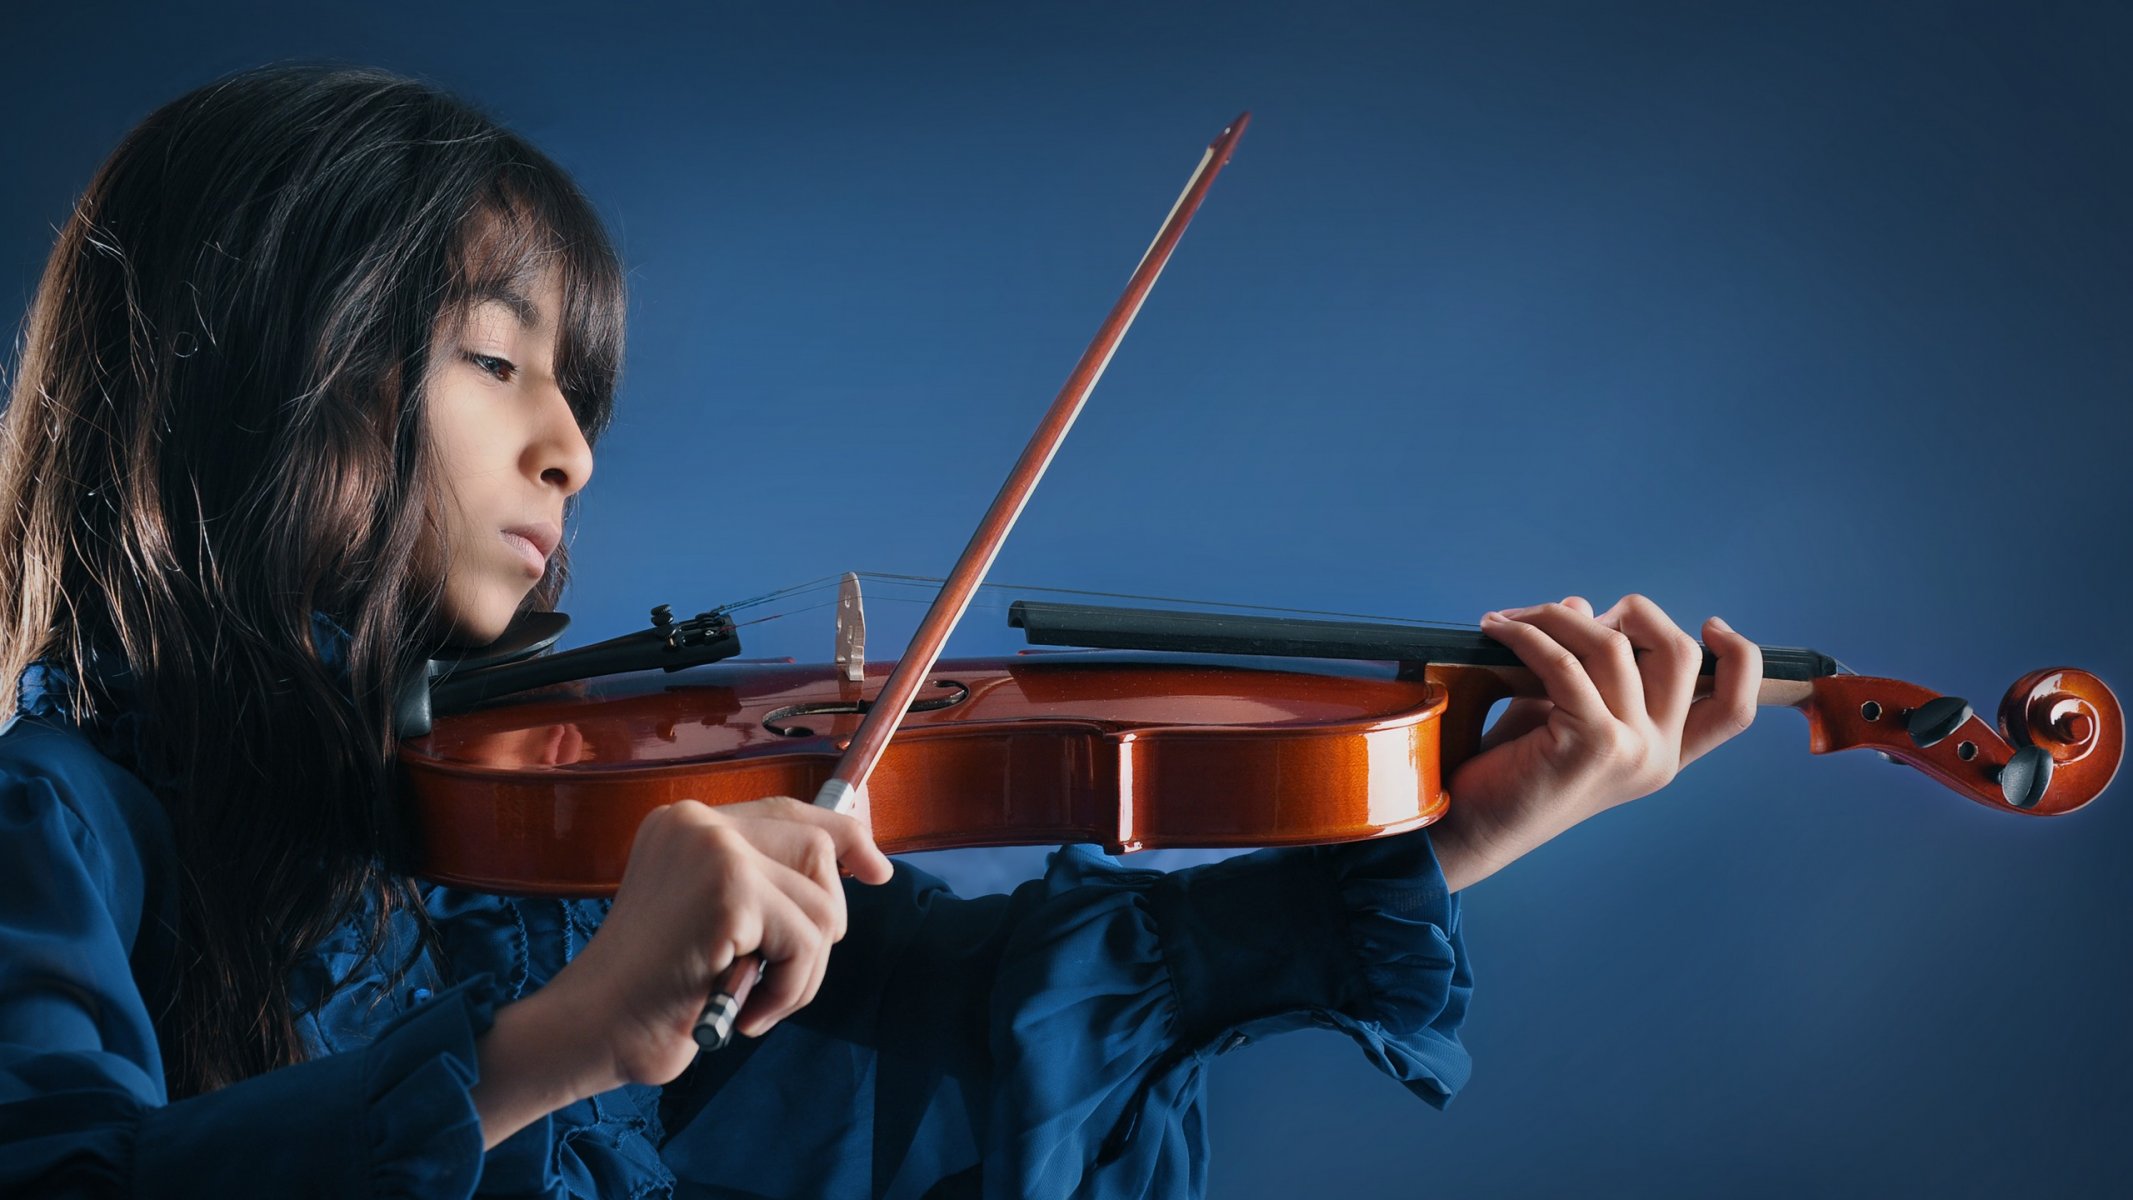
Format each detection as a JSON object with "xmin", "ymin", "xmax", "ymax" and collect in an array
[{"xmin": 443, "ymin": 156, "xmax": 625, "ymax": 441}]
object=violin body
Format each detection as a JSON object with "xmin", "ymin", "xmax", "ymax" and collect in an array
[{"xmin": 400, "ymin": 652, "xmax": 1488, "ymax": 897}]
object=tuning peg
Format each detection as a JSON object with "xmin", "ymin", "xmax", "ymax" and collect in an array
[
  {"xmin": 1996, "ymin": 745, "xmax": 2054, "ymax": 809},
  {"xmin": 1906, "ymin": 695, "xmax": 1974, "ymax": 748}
]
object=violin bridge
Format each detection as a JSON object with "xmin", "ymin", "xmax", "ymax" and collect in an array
[{"xmin": 835, "ymin": 571, "xmax": 865, "ymax": 682}]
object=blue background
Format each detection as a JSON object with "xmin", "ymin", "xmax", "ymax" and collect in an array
[{"xmin": 6, "ymin": 2, "xmax": 2128, "ymax": 1194}]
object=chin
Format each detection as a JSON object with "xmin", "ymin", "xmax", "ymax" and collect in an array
[
  {"xmin": 441, "ymin": 585, "xmax": 530, "ymax": 649},
  {"xmin": 457, "ymin": 617, "xmax": 514, "ymax": 649}
]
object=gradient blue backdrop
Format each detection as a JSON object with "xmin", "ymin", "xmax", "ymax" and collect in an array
[{"xmin": 6, "ymin": 3, "xmax": 2128, "ymax": 1195}]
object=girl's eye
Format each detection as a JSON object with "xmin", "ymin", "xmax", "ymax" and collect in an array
[{"xmin": 467, "ymin": 352, "xmax": 517, "ymax": 383}]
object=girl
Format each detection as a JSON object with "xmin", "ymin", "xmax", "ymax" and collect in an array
[{"xmin": 0, "ymin": 65, "xmax": 1760, "ymax": 1197}]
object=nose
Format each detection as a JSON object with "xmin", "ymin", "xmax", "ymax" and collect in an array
[{"xmin": 527, "ymin": 384, "xmax": 595, "ymax": 498}]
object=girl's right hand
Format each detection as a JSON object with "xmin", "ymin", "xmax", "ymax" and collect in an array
[{"xmin": 535, "ymin": 796, "xmax": 894, "ymax": 1091}]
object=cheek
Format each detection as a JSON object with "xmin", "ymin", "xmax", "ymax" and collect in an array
[
  {"xmin": 423, "ymin": 388, "xmax": 501, "ymax": 562},
  {"xmin": 425, "ymin": 369, "xmax": 509, "ymax": 501},
  {"xmin": 410, "ymin": 509, "xmax": 451, "ymax": 594},
  {"xmin": 414, "ymin": 459, "xmax": 497, "ymax": 626}
]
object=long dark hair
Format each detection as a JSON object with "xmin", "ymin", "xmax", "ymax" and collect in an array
[{"xmin": 0, "ymin": 64, "xmax": 624, "ymax": 1095}]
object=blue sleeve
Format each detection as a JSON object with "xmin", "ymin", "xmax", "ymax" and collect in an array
[
  {"xmin": 417, "ymin": 889, "xmax": 670, "ymax": 1198},
  {"xmin": 0, "ymin": 740, "xmax": 501, "ymax": 1198},
  {"xmin": 658, "ymin": 827, "xmax": 1471, "ymax": 1200},
  {"xmin": 989, "ymin": 829, "xmax": 1472, "ymax": 1198}
]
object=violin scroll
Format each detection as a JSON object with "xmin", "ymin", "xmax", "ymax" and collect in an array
[{"xmin": 1798, "ymin": 668, "xmax": 2122, "ymax": 816}]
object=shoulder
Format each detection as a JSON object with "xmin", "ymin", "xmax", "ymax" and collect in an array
[{"xmin": 0, "ymin": 713, "xmax": 176, "ymax": 932}]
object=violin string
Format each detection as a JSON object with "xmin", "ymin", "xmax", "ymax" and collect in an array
[
  {"xmin": 723, "ymin": 575, "xmax": 1482, "ymax": 632},
  {"xmin": 709, "ymin": 572, "xmax": 1481, "ymax": 632},
  {"xmin": 729, "ymin": 597, "xmax": 845, "ymax": 629},
  {"xmin": 856, "ymin": 571, "xmax": 1472, "ymax": 627},
  {"xmin": 855, "ymin": 592, "xmax": 1489, "ymax": 635},
  {"xmin": 716, "ymin": 574, "xmax": 849, "ymax": 615}
]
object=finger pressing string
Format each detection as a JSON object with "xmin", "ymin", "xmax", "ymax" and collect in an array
[
  {"xmin": 1604, "ymin": 594, "xmax": 1701, "ymax": 733},
  {"xmin": 1480, "ymin": 610, "xmax": 1614, "ymax": 726},
  {"xmin": 1498, "ymin": 603, "xmax": 1645, "ymax": 725},
  {"xmin": 1679, "ymin": 616, "xmax": 1763, "ymax": 767}
]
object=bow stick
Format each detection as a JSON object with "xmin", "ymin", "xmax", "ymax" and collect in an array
[{"xmin": 693, "ymin": 112, "xmax": 1254, "ymax": 1051}]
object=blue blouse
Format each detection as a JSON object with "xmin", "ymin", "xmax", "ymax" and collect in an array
[{"xmin": 0, "ymin": 658, "xmax": 1473, "ymax": 1198}]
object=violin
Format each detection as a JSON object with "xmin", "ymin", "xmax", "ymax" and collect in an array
[
  {"xmin": 398, "ymin": 583, "xmax": 2122, "ymax": 898},
  {"xmin": 394, "ymin": 111, "xmax": 2122, "ymax": 1042}
]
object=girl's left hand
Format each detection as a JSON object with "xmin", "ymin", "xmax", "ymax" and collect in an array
[{"xmin": 1429, "ymin": 594, "xmax": 1763, "ymax": 891}]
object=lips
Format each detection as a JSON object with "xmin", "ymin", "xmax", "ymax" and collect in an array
[
  {"xmin": 501, "ymin": 522, "xmax": 561, "ymax": 576},
  {"xmin": 504, "ymin": 522, "xmax": 561, "ymax": 560}
]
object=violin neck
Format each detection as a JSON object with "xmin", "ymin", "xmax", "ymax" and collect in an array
[{"xmin": 1007, "ymin": 599, "xmax": 1837, "ymax": 694}]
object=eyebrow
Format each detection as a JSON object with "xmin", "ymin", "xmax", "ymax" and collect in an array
[{"xmin": 465, "ymin": 282, "xmax": 545, "ymax": 332}]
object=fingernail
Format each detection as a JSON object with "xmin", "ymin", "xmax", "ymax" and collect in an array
[
  {"xmin": 1481, "ymin": 610, "xmax": 1505, "ymax": 623},
  {"xmin": 1710, "ymin": 615, "xmax": 1732, "ymax": 632}
]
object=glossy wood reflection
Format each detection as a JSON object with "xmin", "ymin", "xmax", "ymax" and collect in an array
[{"xmin": 401, "ymin": 654, "xmax": 1450, "ymax": 896}]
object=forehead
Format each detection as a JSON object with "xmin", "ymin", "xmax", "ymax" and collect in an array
[{"xmin": 459, "ymin": 269, "xmax": 562, "ymax": 337}]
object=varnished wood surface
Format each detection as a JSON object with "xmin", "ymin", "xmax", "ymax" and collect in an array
[{"xmin": 402, "ymin": 653, "xmax": 1450, "ymax": 896}]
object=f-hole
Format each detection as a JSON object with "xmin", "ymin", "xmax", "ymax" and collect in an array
[{"xmin": 762, "ymin": 679, "xmax": 971, "ymax": 738}]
